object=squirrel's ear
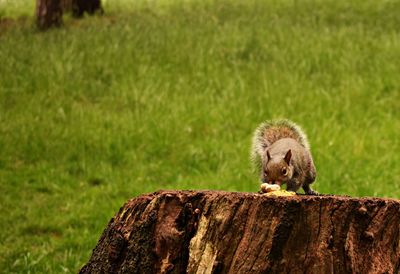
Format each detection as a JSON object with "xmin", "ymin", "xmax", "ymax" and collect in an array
[
  {"xmin": 266, "ymin": 150, "xmax": 271, "ymax": 161},
  {"xmin": 284, "ymin": 149, "xmax": 292, "ymax": 164}
]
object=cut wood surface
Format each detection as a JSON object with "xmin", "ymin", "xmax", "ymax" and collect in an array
[{"xmin": 80, "ymin": 190, "xmax": 400, "ymax": 274}]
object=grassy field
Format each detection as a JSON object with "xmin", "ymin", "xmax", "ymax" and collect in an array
[{"xmin": 1, "ymin": 0, "xmax": 400, "ymax": 272}]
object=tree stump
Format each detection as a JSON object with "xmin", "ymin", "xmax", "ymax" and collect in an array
[
  {"xmin": 79, "ymin": 190, "xmax": 400, "ymax": 274},
  {"xmin": 36, "ymin": 0, "xmax": 63, "ymax": 30}
]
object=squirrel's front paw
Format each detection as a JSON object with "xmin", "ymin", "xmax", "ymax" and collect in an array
[{"xmin": 305, "ymin": 189, "xmax": 319, "ymax": 196}]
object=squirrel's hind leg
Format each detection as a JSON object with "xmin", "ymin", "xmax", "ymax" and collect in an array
[{"xmin": 286, "ymin": 180, "xmax": 301, "ymax": 193}]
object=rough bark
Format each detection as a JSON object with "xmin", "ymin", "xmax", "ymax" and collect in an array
[
  {"xmin": 36, "ymin": 0, "xmax": 63, "ymax": 30},
  {"xmin": 80, "ymin": 190, "xmax": 400, "ymax": 274}
]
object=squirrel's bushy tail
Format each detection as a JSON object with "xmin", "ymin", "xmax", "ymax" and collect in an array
[{"xmin": 250, "ymin": 119, "xmax": 310, "ymax": 172}]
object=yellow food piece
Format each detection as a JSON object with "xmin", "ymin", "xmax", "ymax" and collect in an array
[
  {"xmin": 264, "ymin": 190, "xmax": 296, "ymax": 196},
  {"xmin": 260, "ymin": 183, "xmax": 280, "ymax": 193}
]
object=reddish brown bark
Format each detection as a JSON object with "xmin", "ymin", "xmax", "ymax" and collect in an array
[
  {"xmin": 36, "ymin": 0, "xmax": 63, "ymax": 30},
  {"xmin": 79, "ymin": 190, "xmax": 400, "ymax": 274}
]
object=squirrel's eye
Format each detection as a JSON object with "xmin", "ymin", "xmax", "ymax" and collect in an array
[
  {"xmin": 282, "ymin": 168, "xmax": 288, "ymax": 175},
  {"xmin": 264, "ymin": 170, "xmax": 268, "ymax": 176}
]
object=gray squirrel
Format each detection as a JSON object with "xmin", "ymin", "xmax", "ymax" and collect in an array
[{"xmin": 251, "ymin": 119, "xmax": 318, "ymax": 195}]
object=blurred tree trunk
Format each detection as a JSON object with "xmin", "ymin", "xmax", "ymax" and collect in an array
[
  {"xmin": 36, "ymin": 0, "xmax": 63, "ymax": 30},
  {"xmin": 59, "ymin": 0, "xmax": 103, "ymax": 17},
  {"xmin": 71, "ymin": 0, "xmax": 103, "ymax": 18},
  {"xmin": 61, "ymin": 0, "xmax": 73, "ymax": 13}
]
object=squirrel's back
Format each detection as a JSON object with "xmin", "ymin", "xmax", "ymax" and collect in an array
[{"xmin": 251, "ymin": 119, "xmax": 310, "ymax": 171}]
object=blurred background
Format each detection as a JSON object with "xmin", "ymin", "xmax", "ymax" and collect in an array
[{"xmin": 1, "ymin": 0, "xmax": 399, "ymax": 272}]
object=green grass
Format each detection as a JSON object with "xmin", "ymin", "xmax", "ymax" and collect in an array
[{"xmin": 1, "ymin": 0, "xmax": 400, "ymax": 272}]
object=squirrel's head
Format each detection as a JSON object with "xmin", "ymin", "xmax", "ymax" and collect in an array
[{"xmin": 262, "ymin": 149, "xmax": 293, "ymax": 186}]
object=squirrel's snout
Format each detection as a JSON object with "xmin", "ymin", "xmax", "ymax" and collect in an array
[{"xmin": 270, "ymin": 180, "xmax": 281, "ymax": 186}]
